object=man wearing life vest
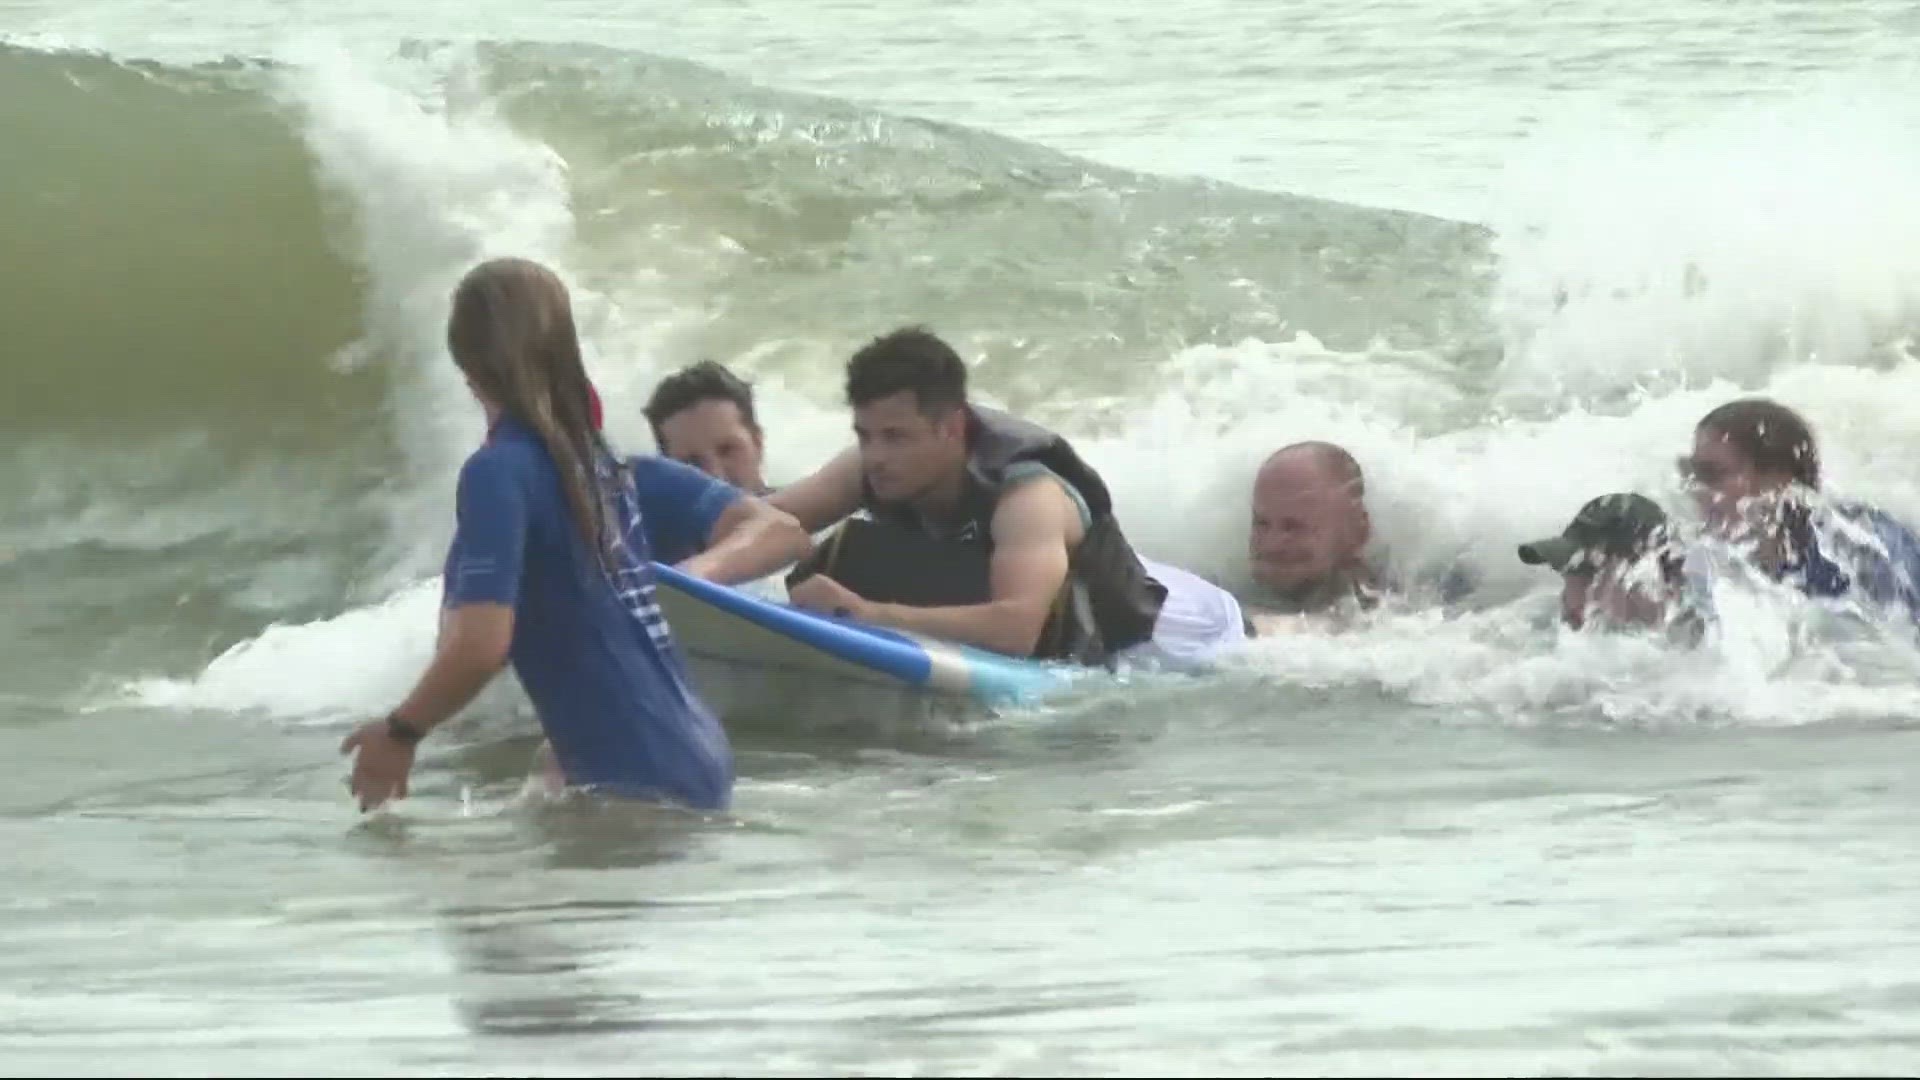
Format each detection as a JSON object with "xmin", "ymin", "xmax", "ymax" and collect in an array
[{"xmin": 771, "ymin": 326, "xmax": 1244, "ymax": 668}]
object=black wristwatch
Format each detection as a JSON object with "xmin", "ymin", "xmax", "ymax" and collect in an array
[{"xmin": 385, "ymin": 713, "xmax": 427, "ymax": 746}]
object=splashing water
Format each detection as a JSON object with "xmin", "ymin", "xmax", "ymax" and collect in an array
[{"xmin": 65, "ymin": 40, "xmax": 1918, "ymax": 738}]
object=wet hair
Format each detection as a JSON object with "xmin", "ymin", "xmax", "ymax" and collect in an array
[
  {"xmin": 845, "ymin": 326, "xmax": 968, "ymax": 417},
  {"xmin": 446, "ymin": 256, "xmax": 623, "ymax": 570},
  {"xmin": 643, "ymin": 360, "xmax": 761, "ymax": 444},
  {"xmin": 1696, "ymin": 397, "xmax": 1821, "ymax": 489}
]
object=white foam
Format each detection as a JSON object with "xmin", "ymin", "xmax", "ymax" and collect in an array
[
  {"xmin": 116, "ymin": 43, "xmax": 673, "ymax": 720},
  {"xmin": 126, "ymin": 51, "xmax": 1920, "ymax": 733},
  {"xmin": 1484, "ymin": 79, "xmax": 1920, "ymax": 409},
  {"xmin": 127, "ymin": 579, "xmax": 441, "ymax": 718},
  {"xmin": 1052, "ymin": 79, "xmax": 1920, "ymax": 728},
  {"xmin": 1221, "ymin": 583, "xmax": 1920, "ymax": 730},
  {"xmin": 270, "ymin": 37, "xmax": 698, "ymax": 587}
]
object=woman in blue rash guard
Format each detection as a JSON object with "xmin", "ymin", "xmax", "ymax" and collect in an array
[{"xmin": 340, "ymin": 256, "xmax": 806, "ymax": 814}]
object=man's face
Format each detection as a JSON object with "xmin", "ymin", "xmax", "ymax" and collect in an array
[
  {"xmin": 1559, "ymin": 569, "xmax": 1596, "ymax": 630},
  {"xmin": 657, "ymin": 398, "xmax": 766, "ymax": 492},
  {"xmin": 1248, "ymin": 456, "xmax": 1366, "ymax": 592},
  {"xmin": 852, "ymin": 391, "xmax": 966, "ymax": 503},
  {"xmin": 1560, "ymin": 551, "xmax": 1672, "ymax": 631},
  {"xmin": 1681, "ymin": 427, "xmax": 1786, "ymax": 540}
]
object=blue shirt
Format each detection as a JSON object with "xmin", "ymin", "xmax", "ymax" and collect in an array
[
  {"xmin": 440, "ymin": 418, "xmax": 733, "ymax": 809},
  {"xmin": 629, "ymin": 454, "xmax": 742, "ymax": 566},
  {"xmin": 1786, "ymin": 500, "xmax": 1920, "ymax": 622},
  {"xmin": 1680, "ymin": 499, "xmax": 1920, "ymax": 631}
]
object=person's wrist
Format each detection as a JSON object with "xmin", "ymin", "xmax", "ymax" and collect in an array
[{"xmin": 385, "ymin": 711, "xmax": 428, "ymax": 747}]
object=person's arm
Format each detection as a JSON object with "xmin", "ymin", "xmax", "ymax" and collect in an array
[
  {"xmin": 767, "ymin": 445, "xmax": 865, "ymax": 534},
  {"xmin": 792, "ymin": 476, "xmax": 1077, "ymax": 657},
  {"xmin": 393, "ymin": 453, "xmax": 524, "ymax": 735},
  {"xmin": 342, "ymin": 454, "xmax": 523, "ymax": 810},
  {"xmin": 680, "ymin": 496, "xmax": 812, "ymax": 585},
  {"xmin": 387, "ymin": 604, "xmax": 515, "ymax": 737},
  {"xmin": 630, "ymin": 456, "xmax": 812, "ymax": 584}
]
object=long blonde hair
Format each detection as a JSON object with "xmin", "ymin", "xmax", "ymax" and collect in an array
[{"xmin": 446, "ymin": 257, "xmax": 624, "ymax": 569}]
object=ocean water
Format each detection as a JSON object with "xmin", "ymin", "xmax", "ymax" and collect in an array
[{"xmin": 4, "ymin": 0, "xmax": 1920, "ymax": 1075}]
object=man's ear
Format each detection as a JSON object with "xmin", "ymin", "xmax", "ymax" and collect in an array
[{"xmin": 938, "ymin": 408, "xmax": 968, "ymax": 444}]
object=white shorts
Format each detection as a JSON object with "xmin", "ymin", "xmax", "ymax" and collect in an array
[{"xmin": 1125, "ymin": 557, "xmax": 1250, "ymax": 669}]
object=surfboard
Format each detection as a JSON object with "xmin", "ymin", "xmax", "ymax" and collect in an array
[{"xmin": 650, "ymin": 562, "xmax": 1079, "ymax": 710}]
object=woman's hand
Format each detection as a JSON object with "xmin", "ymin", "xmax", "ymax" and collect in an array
[
  {"xmin": 338, "ymin": 602, "xmax": 512, "ymax": 813},
  {"xmin": 340, "ymin": 719, "xmax": 418, "ymax": 812}
]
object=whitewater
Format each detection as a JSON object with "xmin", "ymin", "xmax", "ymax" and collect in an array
[{"xmin": 3, "ymin": 0, "xmax": 1920, "ymax": 1074}]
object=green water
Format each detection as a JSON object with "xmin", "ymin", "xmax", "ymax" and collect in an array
[{"xmin": 4, "ymin": 1, "xmax": 1920, "ymax": 1074}]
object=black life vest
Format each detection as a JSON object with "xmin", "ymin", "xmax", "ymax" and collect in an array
[{"xmin": 791, "ymin": 405, "xmax": 1165, "ymax": 666}]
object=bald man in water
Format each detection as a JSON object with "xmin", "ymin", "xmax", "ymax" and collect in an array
[{"xmin": 1246, "ymin": 441, "xmax": 1388, "ymax": 619}]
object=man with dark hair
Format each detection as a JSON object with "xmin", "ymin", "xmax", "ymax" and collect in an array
[
  {"xmin": 643, "ymin": 360, "xmax": 769, "ymax": 495},
  {"xmin": 772, "ymin": 326, "xmax": 1245, "ymax": 667},
  {"xmin": 1681, "ymin": 396, "xmax": 1920, "ymax": 622}
]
